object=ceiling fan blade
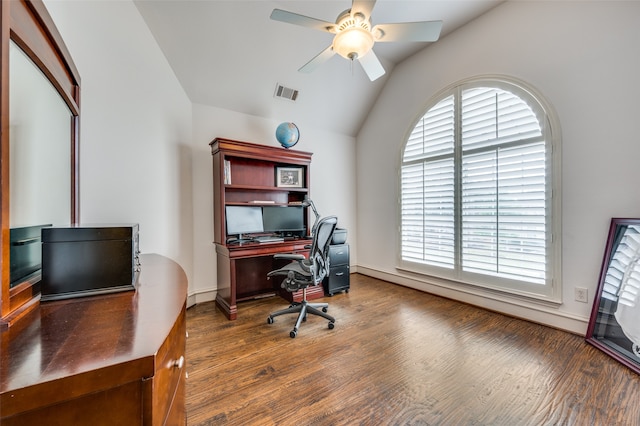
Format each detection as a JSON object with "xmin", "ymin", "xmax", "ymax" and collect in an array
[
  {"xmin": 358, "ymin": 49, "xmax": 385, "ymax": 81},
  {"xmin": 270, "ymin": 9, "xmax": 334, "ymax": 33},
  {"xmin": 374, "ymin": 21, "xmax": 443, "ymax": 42},
  {"xmin": 351, "ymin": 0, "xmax": 376, "ymax": 19},
  {"xmin": 299, "ymin": 45, "xmax": 336, "ymax": 73}
]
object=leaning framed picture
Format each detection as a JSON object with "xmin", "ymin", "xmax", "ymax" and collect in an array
[
  {"xmin": 275, "ymin": 167, "xmax": 303, "ymax": 188},
  {"xmin": 586, "ymin": 217, "xmax": 640, "ymax": 374}
]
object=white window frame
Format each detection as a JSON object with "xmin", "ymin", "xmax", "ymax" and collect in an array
[{"xmin": 398, "ymin": 76, "xmax": 562, "ymax": 303}]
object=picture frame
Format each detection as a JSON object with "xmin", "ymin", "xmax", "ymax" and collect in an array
[
  {"xmin": 275, "ymin": 167, "xmax": 303, "ymax": 188},
  {"xmin": 586, "ymin": 218, "xmax": 640, "ymax": 374}
]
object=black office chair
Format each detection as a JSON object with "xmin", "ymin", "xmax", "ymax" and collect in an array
[{"xmin": 267, "ymin": 216, "xmax": 337, "ymax": 338}]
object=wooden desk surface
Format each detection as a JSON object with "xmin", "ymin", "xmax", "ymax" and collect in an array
[
  {"xmin": 0, "ymin": 254, "xmax": 188, "ymax": 418},
  {"xmin": 220, "ymin": 238, "xmax": 312, "ymax": 257}
]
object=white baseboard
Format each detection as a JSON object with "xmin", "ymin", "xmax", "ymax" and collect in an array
[
  {"xmin": 356, "ymin": 265, "xmax": 589, "ymax": 335},
  {"xmin": 187, "ymin": 288, "xmax": 216, "ymax": 308}
]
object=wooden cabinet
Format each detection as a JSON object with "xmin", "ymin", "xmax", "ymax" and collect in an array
[
  {"xmin": 0, "ymin": 254, "xmax": 188, "ymax": 425},
  {"xmin": 210, "ymin": 138, "xmax": 323, "ymax": 320}
]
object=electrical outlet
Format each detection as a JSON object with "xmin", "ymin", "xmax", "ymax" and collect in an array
[{"xmin": 575, "ymin": 287, "xmax": 588, "ymax": 303}]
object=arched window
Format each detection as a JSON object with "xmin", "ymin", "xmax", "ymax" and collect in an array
[{"xmin": 400, "ymin": 78, "xmax": 560, "ymax": 301}]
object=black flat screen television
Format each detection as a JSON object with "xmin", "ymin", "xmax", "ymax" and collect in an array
[
  {"xmin": 225, "ymin": 206, "xmax": 264, "ymax": 240},
  {"xmin": 262, "ymin": 206, "xmax": 305, "ymax": 235}
]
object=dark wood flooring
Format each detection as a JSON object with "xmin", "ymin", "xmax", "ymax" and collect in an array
[{"xmin": 185, "ymin": 274, "xmax": 640, "ymax": 425}]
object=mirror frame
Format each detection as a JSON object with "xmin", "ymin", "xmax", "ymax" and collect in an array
[
  {"xmin": 586, "ymin": 218, "xmax": 640, "ymax": 374},
  {"xmin": 1, "ymin": 0, "xmax": 80, "ymax": 328}
]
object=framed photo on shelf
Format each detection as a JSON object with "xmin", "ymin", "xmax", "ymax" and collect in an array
[
  {"xmin": 276, "ymin": 167, "xmax": 303, "ymax": 188},
  {"xmin": 586, "ymin": 217, "xmax": 640, "ymax": 374}
]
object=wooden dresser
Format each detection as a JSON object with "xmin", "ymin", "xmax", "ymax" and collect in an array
[{"xmin": 0, "ymin": 254, "xmax": 188, "ymax": 425}]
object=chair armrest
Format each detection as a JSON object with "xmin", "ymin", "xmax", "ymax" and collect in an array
[{"xmin": 273, "ymin": 253, "xmax": 306, "ymax": 261}]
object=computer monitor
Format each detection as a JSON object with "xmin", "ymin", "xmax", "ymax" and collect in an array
[
  {"xmin": 225, "ymin": 206, "xmax": 264, "ymax": 240},
  {"xmin": 262, "ymin": 206, "xmax": 305, "ymax": 235}
]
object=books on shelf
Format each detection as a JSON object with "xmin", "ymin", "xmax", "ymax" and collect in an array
[{"xmin": 223, "ymin": 160, "xmax": 231, "ymax": 185}]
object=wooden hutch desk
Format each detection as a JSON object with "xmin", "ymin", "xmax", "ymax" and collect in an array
[
  {"xmin": 210, "ymin": 138, "xmax": 323, "ymax": 320},
  {"xmin": 0, "ymin": 254, "xmax": 188, "ymax": 425}
]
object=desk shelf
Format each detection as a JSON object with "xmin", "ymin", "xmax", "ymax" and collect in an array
[{"xmin": 224, "ymin": 184, "xmax": 309, "ymax": 193}]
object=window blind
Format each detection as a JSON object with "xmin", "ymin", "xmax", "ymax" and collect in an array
[
  {"xmin": 461, "ymin": 143, "xmax": 547, "ymax": 284},
  {"xmin": 403, "ymin": 95, "xmax": 454, "ymax": 162},
  {"xmin": 401, "ymin": 83, "xmax": 551, "ymax": 291},
  {"xmin": 401, "ymin": 159, "xmax": 455, "ymax": 268},
  {"xmin": 402, "ymin": 95, "xmax": 455, "ymax": 268}
]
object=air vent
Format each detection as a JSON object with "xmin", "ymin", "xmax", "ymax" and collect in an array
[{"xmin": 274, "ymin": 83, "xmax": 299, "ymax": 102}]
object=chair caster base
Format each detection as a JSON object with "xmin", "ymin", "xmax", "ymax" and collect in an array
[{"xmin": 290, "ymin": 329, "xmax": 297, "ymax": 338}]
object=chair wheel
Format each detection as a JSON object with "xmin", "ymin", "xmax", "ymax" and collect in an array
[
  {"xmin": 328, "ymin": 322, "xmax": 335, "ymax": 330},
  {"xmin": 267, "ymin": 317, "xmax": 274, "ymax": 324},
  {"xmin": 322, "ymin": 307, "xmax": 328, "ymax": 313},
  {"xmin": 290, "ymin": 330, "xmax": 297, "ymax": 338}
]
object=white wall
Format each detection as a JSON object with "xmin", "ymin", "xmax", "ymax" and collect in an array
[
  {"xmin": 45, "ymin": 1, "xmax": 195, "ymax": 291},
  {"xmin": 44, "ymin": 0, "xmax": 357, "ymax": 305},
  {"xmin": 190, "ymin": 104, "xmax": 357, "ymax": 302},
  {"xmin": 357, "ymin": 1, "xmax": 640, "ymax": 334}
]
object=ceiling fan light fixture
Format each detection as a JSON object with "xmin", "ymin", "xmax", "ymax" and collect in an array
[{"xmin": 333, "ymin": 27, "xmax": 374, "ymax": 60}]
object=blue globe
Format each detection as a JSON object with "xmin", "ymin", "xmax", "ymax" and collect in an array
[{"xmin": 275, "ymin": 122, "xmax": 300, "ymax": 148}]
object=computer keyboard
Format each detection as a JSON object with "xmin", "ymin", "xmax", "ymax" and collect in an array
[{"xmin": 253, "ymin": 236, "xmax": 284, "ymax": 243}]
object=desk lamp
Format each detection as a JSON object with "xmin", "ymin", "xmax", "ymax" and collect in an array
[{"xmin": 302, "ymin": 196, "xmax": 320, "ymax": 236}]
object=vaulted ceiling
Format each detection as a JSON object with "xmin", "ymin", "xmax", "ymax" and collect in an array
[{"xmin": 134, "ymin": 0, "xmax": 503, "ymax": 137}]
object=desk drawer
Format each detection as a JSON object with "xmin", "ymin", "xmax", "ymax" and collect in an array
[
  {"xmin": 324, "ymin": 264, "xmax": 350, "ymax": 296},
  {"xmin": 329, "ymin": 244, "xmax": 349, "ymax": 266}
]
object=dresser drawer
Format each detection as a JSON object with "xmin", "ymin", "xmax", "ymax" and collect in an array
[
  {"xmin": 329, "ymin": 244, "xmax": 349, "ymax": 266},
  {"xmin": 148, "ymin": 304, "xmax": 186, "ymax": 425}
]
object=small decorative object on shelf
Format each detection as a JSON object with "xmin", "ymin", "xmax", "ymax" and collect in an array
[
  {"xmin": 275, "ymin": 122, "xmax": 300, "ymax": 148},
  {"xmin": 276, "ymin": 167, "xmax": 303, "ymax": 188}
]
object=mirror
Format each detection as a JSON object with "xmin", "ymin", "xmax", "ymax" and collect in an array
[
  {"xmin": 586, "ymin": 218, "xmax": 640, "ymax": 374},
  {"xmin": 1, "ymin": 0, "xmax": 80, "ymax": 327},
  {"xmin": 9, "ymin": 40, "xmax": 72, "ymax": 288},
  {"xmin": 10, "ymin": 40, "xmax": 72, "ymax": 228}
]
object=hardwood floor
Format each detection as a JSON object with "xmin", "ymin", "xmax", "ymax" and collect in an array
[{"xmin": 186, "ymin": 274, "xmax": 640, "ymax": 425}]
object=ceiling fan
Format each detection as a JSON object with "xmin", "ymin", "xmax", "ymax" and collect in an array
[{"xmin": 270, "ymin": 0, "xmax": 443, "ymax": 81}]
